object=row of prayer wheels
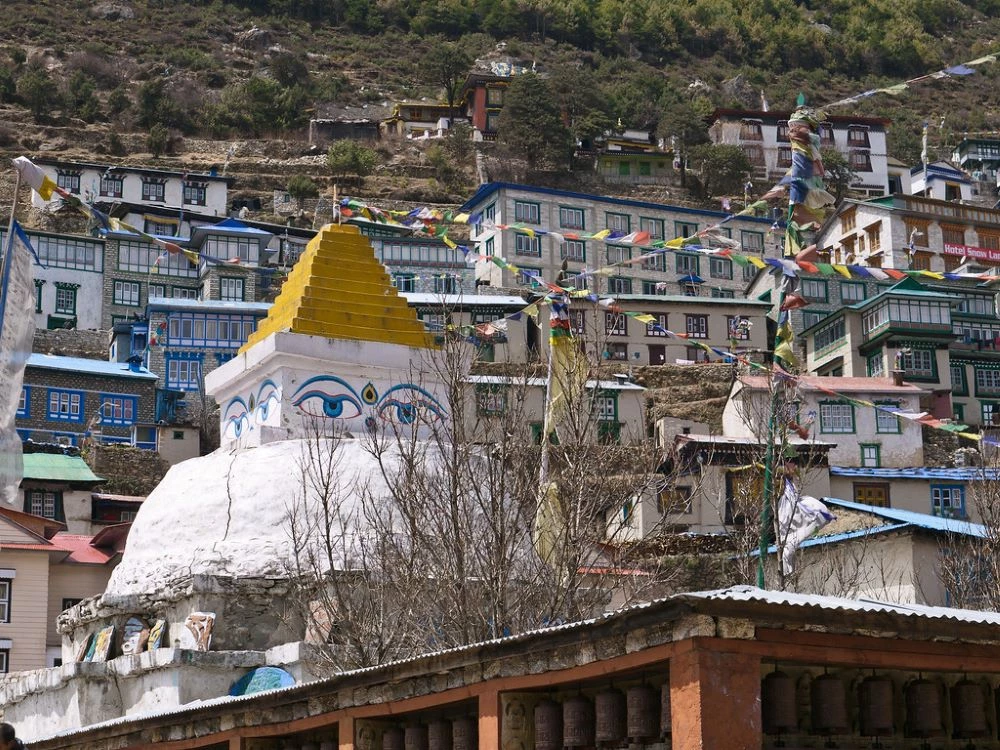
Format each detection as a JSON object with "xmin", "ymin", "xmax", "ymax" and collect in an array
[
  {"xmin": 536, "ymin": 685, "xmax": 672, "ymax": 750},
  {"xmin": 382, "ymin": 717, "xmax": 478, "ymax": 750},
  {"xmin": 763, "ymin": 671, "xmax": 993, "ymax": 739}
]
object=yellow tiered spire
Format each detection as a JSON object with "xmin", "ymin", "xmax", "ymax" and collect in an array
[{"xmin": 240, "ymin": 224, "xmax": 436, "ymax": 353}]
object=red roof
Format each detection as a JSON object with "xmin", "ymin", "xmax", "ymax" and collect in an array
[
  {"xmin": 739, "ymin": 375, "xmax": 925, "ymax": 394},
  {"xmin": 50, "ymin": 534, "xmax": 116, "ymax": 564}
]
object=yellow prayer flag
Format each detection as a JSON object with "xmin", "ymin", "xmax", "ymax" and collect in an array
[
  {"xmin": 12, "ymin": 156, "xmax": 58, "ymax": 201},
  {"xmin": 633, "ymin": 313, "xmax": 657, "ymax": 324},
  {"xmin": 832, "ymin": 264, "xmax": 853, "ymax": 279},
  {"xmin": 442, "ymin": 235, "xmax": 457, "ymax": 249},
  {"xmin": 592, "ymin": 229, "xmax": 611, "ymax": 241},
  {"xmin": 454, "ymin": 213, "xmax": 470, "ymax": 224},
  {"xmin": 747, "ymin": 256, "xmax": 767, "ymax": 269}
]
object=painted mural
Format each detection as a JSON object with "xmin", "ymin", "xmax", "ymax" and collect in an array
[
  {"xmin": 290, "ymin": 375, "xmax": 447, "ymax": 428},
  {"xmin": 222, "ymin": 379, "xmax": 282, "ymax": 440}
]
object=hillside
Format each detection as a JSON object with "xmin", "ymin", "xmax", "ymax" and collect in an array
[{"xmin": 0, "ymin": 0, "xmax": 999, "ymax": 212}]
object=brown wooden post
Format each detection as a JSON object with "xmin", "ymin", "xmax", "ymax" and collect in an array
[{"xmin": 478, "ymin": 688, "xmax": 501, "ymax": 750}]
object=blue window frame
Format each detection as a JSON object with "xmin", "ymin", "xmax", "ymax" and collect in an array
[
  {"xmin": 99, "ymin": 394, "xmax": 137, "ymax": 426},
  {"xmin": 47, "ymin": 389, "xmax": 84, "ymax": 423},
  {"xmin": 17, "ymin": 387, "xmax": 29, "ymax": 418},
  {"xmin": 931, "ymin": 484, "xmax": 965, "ymax": 518},
  {"xmin": 165, "ymin": 352, "xmax": 204, "ymax": 392}
]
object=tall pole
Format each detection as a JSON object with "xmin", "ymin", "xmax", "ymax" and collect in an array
[{"xmin": 756, "ymin": 291, "xmax": 785, "ymax": 588}]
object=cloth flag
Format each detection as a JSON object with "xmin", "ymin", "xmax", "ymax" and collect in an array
[
  {"xmin": 0, "ymin": 222, "xmax": 40, "ymax": 505},
  {"xmin": 12, "ymin": 157, "xmax": 57, "ymax": 201},
  {"xmin": 777, "ymin": 478, "xmax": 835, "ymax": 574}
]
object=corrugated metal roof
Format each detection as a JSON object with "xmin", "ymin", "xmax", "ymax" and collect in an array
[
  {"xmin": 146, "ymin": 298, "xmax": 272, "ymax": 313},
  {"xmin": 26, "ymin": 354, "xmax": 157, "ymax": 380},
  {"xmin": 823, "ymin": 496, "xmax": 988, "ymax": 537},
  {"xmin": 830, "ymin": 466, "xmax": 1000, "ymax": 480},
  {"xmin": 740, "ymin": 375, "xmax": 925, "ymax": 393},
  {"xmin": 402, "ymin": 293, "xmax": 527, "ymax": 306},
  {"xmin": 465, "ymin": 375, "xmax": 645, "ymax": 390},
  {"xmin": 21, "ymin": 454, "xmax": 104, "ymax": 484}
]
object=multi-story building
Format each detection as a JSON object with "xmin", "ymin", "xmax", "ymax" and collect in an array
[
  {"xmin": 16, "ymin": 353, "xmax": 159, "ymax": 449},
  {"xmin": 459, "ymin": 61, "xmax": 531, "ymax": 140},
  {"xmin": 953, "ymin": 137, "xmax": 1000, "ymax": 197},
  {"xmin": 30, "ymin": 158, "xmax": 232, "ymax": 217},
  {"xmin": 708, "ymin": 108, "xmax": 890, "ymax": 197},
  {"xmin": 19, "ymin": 444, "xmax": 104, "ymax": 533},
  {"xmin": 910, "ymin": 161, "xmax": 973, "ymax": 202},
  {"xmin": 144, "ymin": 298, "xmax": 271, "ymax": 394},
  {"xmin": 461, "ymin": 183, "xmax": 780, "ymax": 296},
  {"xmin": 376, "ymin": 235, "xmax": 475, "ymax": 296},
  {"xmin": 403, "ymin": 292, "xmax": 530, "ymax": 363},
  {"xmin": 0, "ymin": 227, "xmax": 104, "ymax": 330}
]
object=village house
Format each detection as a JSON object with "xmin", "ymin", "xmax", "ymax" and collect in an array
[
  {"xmin": 380, "ymin": 101, "xmax": 459, "ymax": 138},
  {"xmin": 459, "ymin": 61, "xmax": 532, "ymax": 140},
  {"xmin": 15, "ymin": 353, "xmax": 158, "ymax": 450},
  {"xmin": 404, "ymin": 292, "xmax": 529, "ymax": 363},
  {"xmin": 18, "ymin": 444, "xmax": 104, "ymax": 533},
  {"xmin": 29, "ymin": 158, "xmax": 232, "ymax": 217},
  {"xmin": 708, "ymin": 108, "xmax": 891, "ymax": 196},
  {"xmin": 462, "ymin": 183, "xmax": 779, "ymax": 296},
  {"xmin": 910, "ymin": 160, "xmax": 974, "ymax": 202},
  {"xmin": 953, "ymin": 136, "xmax": 1000, "ymax": 204}
]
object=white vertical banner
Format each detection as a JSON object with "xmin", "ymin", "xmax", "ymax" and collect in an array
[{"xmin": 0, "ymin": 222, "xmax": 38, "ymax": 505}]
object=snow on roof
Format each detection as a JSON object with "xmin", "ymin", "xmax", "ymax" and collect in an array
[{"xmin": 27, "ymin": 353, "xmax": 157, "ymax": 380}]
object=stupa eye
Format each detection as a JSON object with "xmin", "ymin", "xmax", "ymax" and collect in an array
[
  {"xmin": 376, "ymin": 384, "xmax": 447, "ymax": 424},
  {"xmin": 291, "ymin": 376, "xmax": 363, "ymax": 419},
  {"xmin": 222, "ymin": 397, "xmax": 251, "ymax": 439},
  {"xmin": 253, "ymin": 380, "xmax": 280, "ymax": 424}
]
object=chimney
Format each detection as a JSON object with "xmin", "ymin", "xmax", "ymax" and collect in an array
[{"xmin": 891, "ymin": 369, "xmax": 904, "ymax": 386}]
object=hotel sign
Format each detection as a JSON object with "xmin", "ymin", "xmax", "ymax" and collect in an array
[{"xmin": 944, "ymin": 242, "xmax": 1000, "ymax": 266}]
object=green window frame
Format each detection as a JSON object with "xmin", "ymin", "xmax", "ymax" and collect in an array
[
  {"xmin": 899, "ymin": 348, "xmax": 937, "ymax": 381},
  {"xmin": 860, "ymin": 444, "xmax": 881, "ymax": 468},
  {"xmin": 558, "ymin": 206, "xmax": 585, "ymax": 231},
  {"xmin": 954, "ymin": 403, "xmax": 965, "ymax": 422},
  {"xmin": 34, "ymin": 280, "xmax": 44, "ymax": 313},
  {"xmin": 819, "ymin": 401, "xmax": 855, "ymax": 434},
  {"xmin": 475, "ymin": 385, "xmax": 507, "ymax": 416},
  {"xmin": 951, "ymin": 362, "xmax": 968, "ymax": 396},
  {"xmin": 639, "ymin": 161, "xmax": 651, "ymax": 176},
  {"xmin": 530, "ymin": 423, "xmax": 559, "ymax": 445},
  {"xmin": 801, "ymin": 278, "xmax": 829, "ymax": 302},
  {"xmin": 54, "ymin": 282, "xmax": 79, "ymax": 315},
  {"xmin": 675, "ymin": 221, "xmax": 698, "ymax": 239},
  {"xmin": 606, "ymin": 212, "xmax": 630, "ymax": 233},
  {"xmin": 676, "ymin": 253, "xmax": 700, "ymax": 274},
  {"xmin": 874, "ymin": 400, "xmax": 901, "ymax": 434},
  {"xmin": 840, "ymin": 281, "xmax": 866, "ymax": 304},
  {"xmin": 867, "ymin": 351, "xmax": 885, "ymax": 378},
  {"xmin": 618, "ymin": 161, "xmax": 631, "ymax": 176},
  {"xmin": 983, "ymin": 401, "xmax": 1000, "ymax": 427},
  {"xmin": 974, "ymin": 367, "xmax": 1000, "ymax": 396},
  {"xmin": 513, "ymin": 200, "xmax": 540, "ymax": 224}
]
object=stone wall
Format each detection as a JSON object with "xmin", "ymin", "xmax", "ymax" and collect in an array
[
  {"xmin": 84, "ymin": 444, "xmax": 169, "ymax": 496},
  {"xmin": 32, "ymin": 328, "xmax": 111, "ymax": 359}
]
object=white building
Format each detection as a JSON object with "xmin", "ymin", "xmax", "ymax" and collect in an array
[
  {"xmin": 30, "ymin": 159, "xmax": 232, "ymax": 218},
  {"xmin": 708, "ymin": 108, "xmax": 890, "ymax": 197},
  {"xmin": 909, "ymin": 161, "xmax": 973, "ymax": 202}
]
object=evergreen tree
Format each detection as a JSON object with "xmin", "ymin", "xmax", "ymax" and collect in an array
[{"xmin": 497, "ymin": 74, "xmax": 572, "ymax": 171}]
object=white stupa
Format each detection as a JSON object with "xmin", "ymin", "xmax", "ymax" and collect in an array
[{"xmin": 99, "ymin": 224, "xmax": 450, "ymax": 646}]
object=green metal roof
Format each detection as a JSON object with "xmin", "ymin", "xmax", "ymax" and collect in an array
[{"xmin": 21, "ymin": 454, "xmax": 104, "ymax": 484}]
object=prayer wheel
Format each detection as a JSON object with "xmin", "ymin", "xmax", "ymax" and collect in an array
[
  {"xmin": 595, "ymin": 689, "xmax": 626, "ymax": 745},
  {"xmin": 625, "ymin": 685, "xmax": 659, "ymax": 741},
  {"xmin": 452, "ymin": 717, "xmax": 477, "ymax": 750},
  {"xmin": 428, "ymin": 720, "xmax": 452, "ymax": 750},
  {"xmin": 905, "ymin": 679, "xmax": 943, "ymax": 738},
  {"xmin": 951, "ymin": 680, "xmax": 988, "ymax": 739},
  {"xmin": 535, "ymin": 699, "xmax": 563, "ymax": 750},
  {"xmin": 405, "ymin": 725, "xmax": 428, "ymax": 750},
  {"xmin": 660, "ymin": 682, "xmax": 672, "ymax": 737},
  {"xmin": 761, "ymin": 671, "xmax": 797, "ymax": 735},
  {"xmin": 383, "ymin": 728, "xmax": 404, "ymax": 750},
  {"xmin": 858, "ymin": 676, "xmax": 894, "ymax": 737},
  {"xmin": 811, "ymin": 674, "xmax": 849, "ymax": 735},
  {"xmin": 563, "ymin": 695, "xmax": 595, "ymax": 748}
]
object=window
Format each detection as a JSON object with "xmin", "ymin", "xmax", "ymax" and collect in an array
[
  {"xmin": 867, "ymin": 224, "xmax": 882, "ymax": 252},
  {"xmin": 639, "ymin": 217, "xmax": 664, "ymax": 240},
  {"xmin": 33, "ymin": 280, "xmax": 43, "ymax": 312},
  {"xmin": 802, "ymin": 311, "xmax": 828, "ymax": 329},
  {"xmin": 183, "ymin": 181, "xmax": 207, "ymax": 206},
  {"xmin": 983, "ymin": 401, "xmax": 1000, "ymax": 427},
  {"xmin": 860, "ymin": 444, "xmax": 881, "ymax": 468},
  {"xmin": 744, "ymin": 144, "xmax": 764, "ymax": 165},
  {"xmin": 598, "ymin": 213, "xmax": 628, "ymax": 235},
  {"xmin": 203, "ymin": 236, "xmax": 258, "ymax": 264},
  {"xmin": 485, "ymin": 111, "xmax": 501, "ymax": 131},
  {"xmin": 559, "ymin": 206, "xmax": 585, "ymax": 230},
  {"xmin": 776, "ymin": 146, "xmax": 793, "ymax": 168},
  {"xmin": 740, "ymin": 120, "xmax": 763, "ymax": 140},
  {"xmin": 606, "ymin": 245, "xmax": 631, "ymax": 264},
  {"xmin": 905, "ymin": 219, "xmax": 929, "ymax": 247},
  {"xmin": 483, "ymin": 203, "xmax": 496, "ymax": 223},
  {"xmin": 641, "ymin": 252, "xmax": 666, "ymax": 272},
  {"xmin": 867, "ymin": 352, "xmax": 885, "ymax": 378},
  {"xmin": 605, "ymin": 312, "xmax": 627, "ymax": 336},
  {"xmin": 99, "ymin": 395, "xmax": 137, "ymax": 426},
  {"xmin": 516, "ymin": 267, "xmax": 541, "ymax": 287},
  {"xmin": 433, "ymin": 275, "xmax": 457, "ymax": 294},
  {"xmin": 711, "ymin": 288, "xmax": 734, "ymax": 298},
  {"xmin": 26, "ymin": 489, "xmax": 61, "ymax": 519},
  {"xmin": 849, "ymin": 151, "xmax": 872, "ymax": 172},
  {"xmin": 220, "ymin": 277, "xmax": 245, "ymax": 301},
  {"xmin": 167, "ymin": 313, "xmax": 257, "ymax": 348},
  {"xmin": 570, "ymin": 311, "xmax": 585, "ymax": 334},
  {"xmin": 393, "ymin": 273, "xmax": 416, "ymax": 293},
  {"xmin": 54, "ymin": 283, "xmax": 77, "ymax": 315},
  {"xmin": 952, "ymin": 364, "xmax": 968, "ymax": 395},
  {"xmin": 847, "ymin": 126, "xmax": 870, "ymax": 147},
  {"xmin": 476, "ymin": 386, "xmax": 507, "ymax": 416},
  {"xmin": 618, "ymin": 161, "xmax": 631, "ymax": 177},
  {"xmin": 56, "ymin": 171, "xmax": 81, "ymax": 192},
  {"xmin": 686, "ymin": 315, "xmax": 708, "ymax": 339},
  {"xmin": 514, "ymin": 234, "xmax": 541, "ymax": 256},
  {"xmin": 675, "ymin": 221, "xmax": 698, "ymax": 239},
  {"xmin": 910, "ymin": 251, "xmax": 932, "ymax": 271},
  {"xmin": 646, "ymin": 314, "xmax": 667, "ymax": 337},
  {"xmin": 978, "ymin": 231, "xmax": 1000, "ymax": 251},
  {"xmin": 483, "ymin": 237, "xmax": 495, "ymax": 256},
  {"xmin": 608, "ymin": 277, "xmax": 632, "ymax": 295},
  {"xmin": 900, "ymin": 348, "xmax": 935, "ymax": 379},
  {"xmin": 166, "ymin": 356, "xmax": 203, "ymax": 391},
  {"xmin": 709, "ymin": 257, "xmax": 732, "ymax": 279},
  {"xmin": 658, "ymin": 486, "xmax": 692, "ymax": 514},
  {"xmin": 820, "ymin": 402, "xmax": 854, "ymax": 433},
  {"xmin": 62, "ymin": 598, "xmax": 82, "ymax": 611},
  {"xmin": 47, "ymin": 389, "xmax": 83, "ymax": 422},
  {"xmin": 801, "ymin": 278, "xmax": 828, "ymax": 302},
  {"xmin": 0, "ymin": 578, "xmax": 10, "ymax": 623},
  {"xmin": 606, "ymin": 342, "xmax": 628, "ymax": 361},
  {"xmin": 743, "ymin": 264, "xmax": 757, "ymax": 282},
  {"xmin": 842, "ymin": 211, "xmax": 857, "ymax": 232},
  {"xmin": 875, "ymin": 401, "xmax": 901, "ymax": 433},
  {"xmin": 976, "ymin": 368, "xmax": 1000, "ymax": 395},
  {"xmin": 16, "ymin": 388, "xmax": 28, "ymax": 418},
  {"xmin": 113, "ymin": 280, "xmax": 141, "ymax": 306},
  {"xmin": 740, "ymin": 231, "xmax": 764, "ymax": 253},
  {"xmin": 814, "ymin": 318, "xmax": 846, "ymax": 351},
  {"xmin": 686, "ymin": 346, "xmax": 710, "ymax": 362},
  {"xmin": 841, "ymin": 282, "xmax": 865, "ymax": 303},
  {"xmin": 142, "ymin": 180, "xmax": 166, "ymax": 202},
  {"xmin": 513, "ymin": 201, "xmax": 540, "ymax": 224},
  {"xmin": 100, "ymin": 175, "xmax": 124, "ymax": 197},
  {"xmin": 676, "ymin": 254, "xmax": 699, "ymax": 274},
  {"xmin": 932, "ymin": 485, "xmax": 965, "ymax": 518},
  {"xmin": 855, "ymin": 483, "xmax": 889, "ymax": 507},
  {"xmin": 486, "ymin": 87, "xmax": 504, "ymax": 106},
  {"xmin": 145, "ymin": 218, "xmax": 178, "ymax": 236},
  {"xmin": 173, "ymin": 287, "xmax": 199, "ymax": 299},
  {"xmin": 560, "ymin": 240, "xmax": 586, "ymax": 262},
  {"xmin": 642, "ymin": 280, "xmax": 666, "ymax": 295},
  {"xmin": 595, "ymin": 394, "xmax": 617, "ymax": 421}
]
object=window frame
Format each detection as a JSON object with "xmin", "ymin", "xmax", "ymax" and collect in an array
[
  {"xmin": 219, "ymin": 276, "xmax": 245, "ymax": 302},
  {"xmin": 0, "ymin": 578, "xmax": 10, "ymax": 624},
  {"xmin": 558, "ymin": 206, "xmax": 585, "ymax": 230},
  {"xmin": 819, "ymin": 401, "xmax": 855, "ymax": 434},
  {"xmin": 605, "ymin": 212, "xmax": 631, "ymax": 234},
  {"xmin": 685, "ymin": 314, "xmax": 708, "ymax": 339},
  {"xmin": 860, "ymin": 443, "xmax": 881, "ymax": 468},
  {"xmin": 46, "ymin": 388, "xmax": 84, "ymax": 423},
  {"xmin": 931, "ymin": 484, "xmax": 966, "ymax": 518},
  {"xmin": 113, "ymin": 280, "xmax": 142, "ymax": 307},
  {"xmin": 513, "ymin": 200, "xmax": 540, "ymax": 224},
  {"xmin": 99, "ymin": 394, "xmax": 138, "ymax": 426}
]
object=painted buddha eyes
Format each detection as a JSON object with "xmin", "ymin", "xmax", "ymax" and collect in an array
[
  {"xmin": 253, "ymin": 380, "xmax": 280, "ymax": 423},
  {"xmin": 292, "ymin": 376, "xmax": 363, "ymax": 420},
  {"xmin": 222, "ymin": 398, "xmax": 251, "ymax": 439},
  {"xmin": 377, "ymin": 384, "xmax": 447, "ymax": 424}
]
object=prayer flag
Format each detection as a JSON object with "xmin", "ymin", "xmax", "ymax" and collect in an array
[
  {"xmin": 12, "ymin": 156, "xmax": 58, "ymax": 201},
  {"xmin": 777, "ymin": 478, "xmax": 834, "ymax": 574}
]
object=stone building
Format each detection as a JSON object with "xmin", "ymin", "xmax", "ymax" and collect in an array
[
  {"xmin": 461, "ymin": 183, "xmax": 780, "ymax": 296},
  {"xmin": 15, "ymin": 353, "xmax": 158, "ymax": 449},
  {"xmin": 18, "ymin": 444, "xmax": 104, "ymax": 533}
]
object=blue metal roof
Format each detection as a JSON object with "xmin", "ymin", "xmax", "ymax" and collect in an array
[
  {"xmin": 147, "ymin": 298, "xmax": 272, "ymax": 313},
  {"xmin": 822, "ymin": 496, "xmax": 987, "ymax": 538},
  {"xmin": 27, "ymin": 353, "xmax": 158, "ymax": 380},
  {"xmin": 459, "ymin": 182, "xmax": 778, "ymax": 224},
  {"xmin": 830, "ymin": 466, "xmax": 1000, "ymax": 481}
]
